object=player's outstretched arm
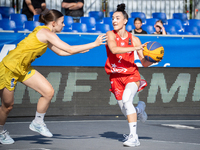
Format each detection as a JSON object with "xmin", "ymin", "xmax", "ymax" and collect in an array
[{"xmin": 46, "ymin": 30, "xmax": 106, "ymax": 56}]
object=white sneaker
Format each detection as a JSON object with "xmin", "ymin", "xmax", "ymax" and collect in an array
[
  {"xmin": 0, "ymin": 130, "xmax": 14, "ymax": 144},
  {"xmin": 137, "ymin": 101, "xmax": 148, "ymax": 123},
  {"xmin": 123, "ymin": 134, "xmax": 140, "ymax": 147},
  {"xmin": 122, "ymin": 134, "xmax": 129, "ymax": 142},
  {"xmin": 29, "ymin": 120, "xmax": 53, "ymax": 137}
]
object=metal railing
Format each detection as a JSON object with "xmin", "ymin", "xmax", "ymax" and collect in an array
[
  {"xmin": 107, "ymin": 0, "xmax": 185, "ymax": 18},
  {"xmin": 0, "ymin": 0, "xmax": 199, "ymax": 19}
]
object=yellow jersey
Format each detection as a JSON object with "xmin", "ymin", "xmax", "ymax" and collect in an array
[{"xmin": 2, "ymin": 26, "xmax": 50, "ymax": 75}]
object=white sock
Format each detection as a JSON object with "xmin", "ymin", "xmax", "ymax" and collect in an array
[
  {"xmin": 0, "ymin": 125, "xmax": 4, "ymax": 133},
  {"xmin": 34, "ymin": 111, "xmax": 45, "ymax": 124},
  {"xmin": 129, "ymin": 122, "xmax": 137, "ymax": 136}
]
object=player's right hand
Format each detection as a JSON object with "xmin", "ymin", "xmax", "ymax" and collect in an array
[{"xmin": 94, "ymin": 34, "xmax": 107, "ymax": 46}]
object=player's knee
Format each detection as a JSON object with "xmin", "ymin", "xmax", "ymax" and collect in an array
[
  {"xmin": 44, "ymin": 87, "xmax": 54, "ymax": 100},
  {"xmin": 7, "ymin": 105, "xmax": 13, "ymax": 112},
  {"xmin": 48, "ymin": 88, "xmax": 54, "ymax": 100},
  {"xmin": 2, "ymin": 102, "xmax": 14, "ymax": 113},
  {"xmin": 123, "ymin": 101, "xmax": 136, "ymax": 115}
]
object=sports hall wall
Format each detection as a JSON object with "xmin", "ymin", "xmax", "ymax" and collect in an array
[{"xmin": 0, "ymin": 32, "xmax": 200, "ymax": 118}]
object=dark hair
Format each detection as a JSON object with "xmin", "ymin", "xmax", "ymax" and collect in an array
[
  {"xmin": 134, "ymin": 17, "xmax": 142, "ymax": 23},
  {"xmin": 155, "ymin": 20, "xmax": 163, "ymax": 25},
  {"xmin": 39, "ymin": 9, "xmax": 63, "ymax": 25},
  {"xmin": 115, "ymin": 3, "xmax": 128, "ymax": 20}
]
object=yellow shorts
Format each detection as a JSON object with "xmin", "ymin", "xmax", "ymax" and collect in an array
[{"xmin": 0, "ymin": 62, "xmax": 35, "ymax": 91}]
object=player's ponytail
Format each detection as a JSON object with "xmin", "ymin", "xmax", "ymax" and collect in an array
[
  {"xmin": 116, "ymin": 3, "xmax": 128, "ymax": 21},
  {"xmin": 39, "ymin": 11, "xmax": 47, "ymax": 24},
  {"xmin": 39, "ymin": 9, "xmax": 63, "ymax": 25},
  {"xmin": 117, "ymin": 3, "xmax": 126, "ymax": 12}
]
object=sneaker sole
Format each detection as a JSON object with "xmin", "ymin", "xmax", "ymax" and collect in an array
[
  {"xmin": 29, "ymin": 124, "xmax": 53, "ymax": 138},
  {"xmin": 0, "ymin": 140, "xmax": 15, "ymax": 145},
  {"xmin": 0, "ymin": 131, "xmax": 15, "ymax": 144},
  {"xmin": 123, "ymin": 142, "xmax": 140, "ymax": 147}
]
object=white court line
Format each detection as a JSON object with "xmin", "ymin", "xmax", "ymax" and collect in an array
[
  {"xmin": 6, "ymin": 120, "xmax": 126, "ymax": 124},
  {"xmin": 10, "ymin": 134, "xmax": 94, "ymax": 138},
  {"xmin": 161, "ymin": 124, "xmax": 200, "ymax": 129},
  {"xmin": 141, "ymin": 139, "xmax": 200, "ymax": 146},
  {"xmin": 7, "ymin": 148, "xmax": 51, "ymax": 150},
  {"xmin": 5, "ymin": 119, "xmax": 200, "ymax": 124},
  {"xmin": 10, "ymin": 134, "xmax": 34, "ymax": 137}
]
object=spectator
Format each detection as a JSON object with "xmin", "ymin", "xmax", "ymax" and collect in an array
[
  {"xmin": 153, "ymin": 20, "xmax": 167, "ymax": 35},
  {"xmin": 22, "ymin": 0, "xmax": 46, "ymax": 21},
  {"xmin": 61, "ymin": 0, "xmax": 84, "ymax": 23},
  {"xmin": 130, "ymin": 18, "xmax": 147, "ymax": 34}
]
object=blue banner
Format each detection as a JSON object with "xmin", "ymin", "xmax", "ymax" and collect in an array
[{"xmin": 0, "ymin": 32, "xmax": 200, "ymax": 67}]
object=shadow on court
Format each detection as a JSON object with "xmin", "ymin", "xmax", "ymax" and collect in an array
[
  {"xmin": 99, "ymin": 131, "xmax": 152, "ymax": 142},
  {"xmin": 0, "ymin": 116, "xmax": 200, "ymax": 150},
  {"xmin": 13, "ymin": 134, "xmax": 96, "ymax": 144},
  {"xmin": 14, "ymin": 135, "xmax": 53, "ymax": 144}
]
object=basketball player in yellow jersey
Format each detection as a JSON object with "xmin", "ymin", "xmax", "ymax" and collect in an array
[{"xmin": 0, "ymin": 9, "xmax": 106, "ymax": 144}]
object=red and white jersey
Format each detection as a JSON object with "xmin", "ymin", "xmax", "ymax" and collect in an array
[{"xmin": 105, "ymin": 30, "xmax": 139, "ymax": 75}]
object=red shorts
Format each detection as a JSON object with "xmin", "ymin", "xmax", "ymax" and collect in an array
[{"xmin": 109, "ymin": 73, "xmax": 147, "ymax": 100}]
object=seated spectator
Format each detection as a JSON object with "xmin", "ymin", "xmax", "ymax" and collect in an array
[
  {"xmin": 22, "ymin": 0, "xmax": 46, "ymax": 21},
  {"xmin": 129, "ymin": 18, "xmax": 147, "ymax": 34},
  {"xmin": 61, "ymin": 0, "xmax": 84, "ymax": 23},
  {"xmin": 153, "ymin": 20, "xmax": 167, "ymax": 35}
]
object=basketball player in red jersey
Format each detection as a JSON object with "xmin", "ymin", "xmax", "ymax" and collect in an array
[{"xmin": 105, "ymin": 3, "xmax": 153, "ymax": 147}]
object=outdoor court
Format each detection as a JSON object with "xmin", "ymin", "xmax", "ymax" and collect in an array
[{"xmin": 0, "ymin": 116, "xmax": 200, "ymax": 150}]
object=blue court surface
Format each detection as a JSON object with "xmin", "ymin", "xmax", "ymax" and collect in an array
[{"xmin": 0, "ymin": 116, "xmax": 200, "ymax": 150}]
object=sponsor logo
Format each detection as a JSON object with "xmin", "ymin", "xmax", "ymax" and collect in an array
[
  {"xmin": 33, "ymin": 124, "xmax": 41, "ymax": 132},
  {"xmin": 111, "ymin": 67, "xmax": 127, "ymax": 73},
  {"xmin": 28, "ymin": 71, "xmax": 31, "ymax": 74},
  {"xmin": 111, "ymin": 63, "xmax": 127, "ymax": 73},
  {"xmin": 128, "ymin": 38, "xmax": 131, "ymax": 45},
  {"xmin": 156, "ymin": 56, "xmax": 163, "ymax": 60},
  {"xmin": 121, "ymin": 42, "xmax": 125, "ymax": 46},
  {"xmin": 11, "ymin": 78, "xmax": 15, "ymax": 88}
]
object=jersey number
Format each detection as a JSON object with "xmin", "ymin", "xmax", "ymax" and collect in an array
[{"xmin": 118, "ymin": 56, "xmax": 122, "ymax": 63}]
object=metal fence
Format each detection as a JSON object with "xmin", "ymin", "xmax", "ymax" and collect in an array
[
  {"xmin": 0, "ymin": 0, "xmax": 199, "ymax": 19},
  {"xmin": 108, "ymin": 0, "xmax": 185, "ymax": 18}
]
